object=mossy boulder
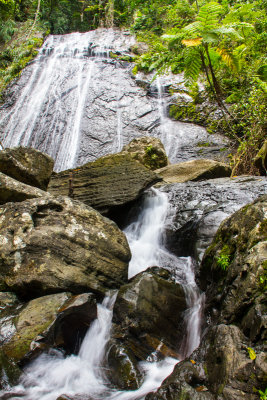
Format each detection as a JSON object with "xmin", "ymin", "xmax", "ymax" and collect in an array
[
  {"xmin": 0, "ymin": 196, "xmax": 131, "ymax": 298},
  {"xmin": 199, "ymin": 195, "xmax": 267, "ymax": 342},
  {"xmin": 121, "ymin": 137, "xmax": 168, "ymax": 171},
  {"xmin": 112, "ymin": 268, "xmax": 187, "ymax": 361},
  {"xmin": 107, "ymin": 340, "xmax": 144, "ymax": 390},
  {"xmin": 0, "ymin": 172, "xmax": 48, "ymax": 205},
  {"xmin": 156, "ymin": 159, "xmax": 231, "ymax": 184},
  {"xmin": 48, "ymin": 153, "xmax": 161, "ymax": 218},
  {"xmin": 146, "ymin": 324, "xmax": 266, "ymax": 400},
  {"xmin": 2, "ymin": 292, "xmax": 71, "ymax": 363},
  {"xmin": 0, "ymin": 147, "xmax": 54, "ymax": 190}
]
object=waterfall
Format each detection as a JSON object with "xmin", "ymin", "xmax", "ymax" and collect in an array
[{"xmin": 2, "ymin": 189, "xmax": 204, "ymax": 400}]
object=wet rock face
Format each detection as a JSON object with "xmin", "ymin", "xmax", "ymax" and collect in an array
[
  {"xmin": 48, "ymin": 153, "xmax": 162, "ymax": 217},
  {"xmin": 156, "ymin": 159, "xmax": 231, "ymax": 184},
  {"xmin": 0, "ymin": 147, "xmax": 54, "ymax": 190},
  {"xmin": 121, "ymin": 136, "xmax": 168, "ymax": 170},
  {"xmin": 107, "ymin": 340, "xmax": 144, "ymax": 390},
  {"xmin": 0, "ymin": 172, "xmax": 48, "ymax": 205},
  {"xmin": 0, "ymin": 30, "xmax": 229, "ymax": 172},
  {"xmin": 0, "ymin": 196, "xmax": 131, "ymax": 298},
  {"xmin": 200, "ymin": 195, "xmax": 267, "ymax": 342},
  {"xmin": 162, "ymin": 176, "xmax": 267, "ymax": 262},
  {"xmin": 146, "ymin": 324, "xmax": 266, "ymax": 400},
  {"xmin": 112, "ymin": 268, "xmax": 187, "ymax": 361}
]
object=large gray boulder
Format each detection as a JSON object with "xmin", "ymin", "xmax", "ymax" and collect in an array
[
  {"xmin": 156, "ymin": 159, "xmax": 231, "ymax": 184},
  {"xmin": 0, "ymin": 196, "xmax": 131, "ymax": 298},
  {"xmin": 48, "ymin": 153, "xmax": 162, "ymax": 217},
  {"xmin": 0, "ymin": 147, "xmax": 54, "ymax": 190},
  {"xmin": 162, "ymin": 176, "xmax": 267, "ymax": 262},
  {"xmin": 0, "ymin": 172, "xmax": 48, "ymax": 205}
]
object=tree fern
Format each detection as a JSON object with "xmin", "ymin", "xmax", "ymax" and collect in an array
[
  {"xmin": 197, "ymin": 2, "xmax": 223, "ymax": 33},
  {"xmin": 183, "ymin": 47, "xmax": 202, "ymax": 86}
]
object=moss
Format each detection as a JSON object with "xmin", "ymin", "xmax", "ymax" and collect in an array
[
  {"xmin": 0, "ymin": 21, "xmax": 46, "ymax": 102},
  {"xmin": 197, "ymin": 142, "xmax": 211, "ymax": 147}
]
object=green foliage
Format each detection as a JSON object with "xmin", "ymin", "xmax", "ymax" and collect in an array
[
  {"xmin": 258, "ymin": 388, "xmax": 267, "ymax": 400},
  {"xmin": 216, "ymin": 245, "xmax": 231, "ymax": 270}
]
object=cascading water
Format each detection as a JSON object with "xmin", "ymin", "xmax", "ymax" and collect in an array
[{"xmin": 2, "ymin": 189, "xmax": 204, "ymax": 400}]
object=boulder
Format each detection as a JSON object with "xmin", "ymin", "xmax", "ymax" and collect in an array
[
  {"xmin": 112, "ymin": 268, "xmax": 187, "ymax": 361},
  {"xmin": 48, "ymin": 153, "xmax": 161, "ymax": 218},
  {"xmin": 2, "ymin": 292, "xmax": 72, "ymax": 363},
  {"xmin": 0, "ymin": 147, "xmax": 54, "ymax": 190},
  {"xmin": 39, "ymin": 293, "xmax": 97, "ymax": 355},
  {"xmin": 0, "ymin": 172, "xmax": 48, "ymax": 205},
  {"xmin": 254, "ymin": 140, "xmax": 267, "ymax": 176},
  {"xmin": 121, "ymin": 137, "xmax": 168, "ymax": 170},
  {"xmin": 161, "ymin": 176, "xmax": 267, "ymax": 262},
  {"xmin": 146, "ymin": 324, "xmax": 266, "ymax": 400},
  {"xmin": 0, "ymin": 196, "xmax": 131, "ymax": 298},
  {"xmin": 107, "ymin": 340, "xmax": 144, "ymax": 390},
  {"xmin": 156, "ymin": 159, "xmax": 231, "ymax": 184},
  {"xmin": 199, "ymin": 195, "xmax": 267, "ymax": 342}
]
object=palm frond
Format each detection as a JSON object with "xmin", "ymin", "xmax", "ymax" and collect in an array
[
  {"xmin": 182, "ymin": 37, "xmax": 203, "ymax": 47},
  {"xmin": 197, "ymin": 2, "xmax": 223, "ymax": 32},
  {"xmin": 183, "ymin": 47, "xmax": 202, "ymax": 86}
]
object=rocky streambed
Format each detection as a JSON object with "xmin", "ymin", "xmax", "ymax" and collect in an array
[{"xmin": 0, "ymin": 141, "xmax": 265, "ymax": 400}]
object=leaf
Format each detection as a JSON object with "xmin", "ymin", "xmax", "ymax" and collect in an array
[
  {"xmin": 216, "ymin": 48, "xmax": 239, "ymax": 72},
  {"xmin": 182, "ymin": 37, "xmax": 202, "ymax": 47},
  {"xmin": 247, "ymin": 347, "xmax": 256, "ymax": 360}
]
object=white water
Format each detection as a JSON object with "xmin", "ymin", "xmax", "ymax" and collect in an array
[{"xmin": 2, "ymin": 189, "xmax": 204, "ymax": 400}]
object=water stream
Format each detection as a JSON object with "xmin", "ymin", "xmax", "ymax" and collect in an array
[{"xmin": 3, "ymin": 189, "xmax": 203, "ymax": 400}]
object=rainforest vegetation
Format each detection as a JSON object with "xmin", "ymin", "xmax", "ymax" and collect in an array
[{"xmin": 0, "ymin": 0, "xmax": 266, "ymax": 175}]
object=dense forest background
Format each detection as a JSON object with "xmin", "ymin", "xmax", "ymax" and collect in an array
[{"xmin": 0, "ymin": 0, "xmax": 266, "ymax": 175}]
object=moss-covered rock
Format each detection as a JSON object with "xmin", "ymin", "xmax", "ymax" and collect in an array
[
  {"xmin": 199, "ymin": 195, "xmax": 267, "ymax": 342},
  {"xmin": 2, "ymin": 292, "xmax": 71, "ymax": 362},
  {"xmin": 121, "ymin": 137, "xmax": 168, "ymax": 171},
  {"xmin": 156, "ymin": 159, "xmax": 231, "ymax": 184},
  {"xmin": 146, "ymin": 324, "xmax": 266, "ymax": 400},
  {"xmin": 107, "ymin": 340, "xmax": 144, "ymax": 390},
  {"xmin": 0, "ymin": 196, "xmax": 131, "ymax": 298},
  {"xmin": 48, "ymin": 153, "xmax": 161, "ymax": 218},
  {"xmin": 0, "ymin": 147, "xmax": 54, "ymax": 190}
]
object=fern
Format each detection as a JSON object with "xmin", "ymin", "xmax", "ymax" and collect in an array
[
  {"xmin": 183, "ymin": 47, "xmax": 202, "ymax": 86},
  {"xmin": 197, "ymin": 2, "xmax": 223, "ymax": 32}
]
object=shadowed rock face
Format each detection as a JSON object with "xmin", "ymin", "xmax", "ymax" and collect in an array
[
  {"xmin": 0, "ymin": 147, "xmax": 54, "ymax": 190},
  {"xmin": 112, "ymin": 268, "xmax": 187, "ymax": 362},
  {"xmin": 0, "ymin": 196, "xmax": 131, "ymax": 299},
  {"xmin": 145, "ymin": 324, "xmax": 266, "ymax": 400},
  {"xmin": 0, "ymin": 172, "xmax": 48, "ymax": 205},
  {"xmin": 48, "ymin": 153, "xmax": 162, "ymax": 217}
]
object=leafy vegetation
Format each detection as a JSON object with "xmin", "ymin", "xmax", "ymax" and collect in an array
[{"xmin": 0, "ymin": 0, "xmax": 266, "ymax": 175}]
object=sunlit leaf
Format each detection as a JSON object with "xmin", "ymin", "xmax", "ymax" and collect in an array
[{"xmin": 182, "ymin": 37, "xmax": 202, "ymax": 47}]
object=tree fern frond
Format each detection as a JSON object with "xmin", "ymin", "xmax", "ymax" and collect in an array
[
  {"xmin": 214, "ymin": 25, "xmax": 243, "ymax": 40},
  {"xmin": 182, "ymin": 37, "xmax": 203, "ymax": 47},
  {"xmin": 182, "ymin": 21, "xmax": 201, "ymax": 36},
  {"xmin": 183, "ymin": 48, "xmax": 202, "ymax": 86},
  {"xmin": 197, "ymin": 2, "xmax": 223, "ymax": 32},
  {"xmin": 216, "ymin": 47, "xmax": 239, "ymax": 72}
]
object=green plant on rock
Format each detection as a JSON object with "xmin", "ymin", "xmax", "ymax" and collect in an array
[
  {"xmin": 258, "ymin": 388, "xmax": 267, "ymax": 400},
  {"xmin": 216, "ymin": 245, "xmax": 231, "ymax": 271}
]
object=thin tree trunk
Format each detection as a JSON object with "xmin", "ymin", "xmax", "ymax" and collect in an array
[
  {"xmin": 200, "ymin": 50, "xmax": 213, "ymax": 92},
  {"xmin": 27, "ymin": 0, "xmax": 41, "ymax": 37}
]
